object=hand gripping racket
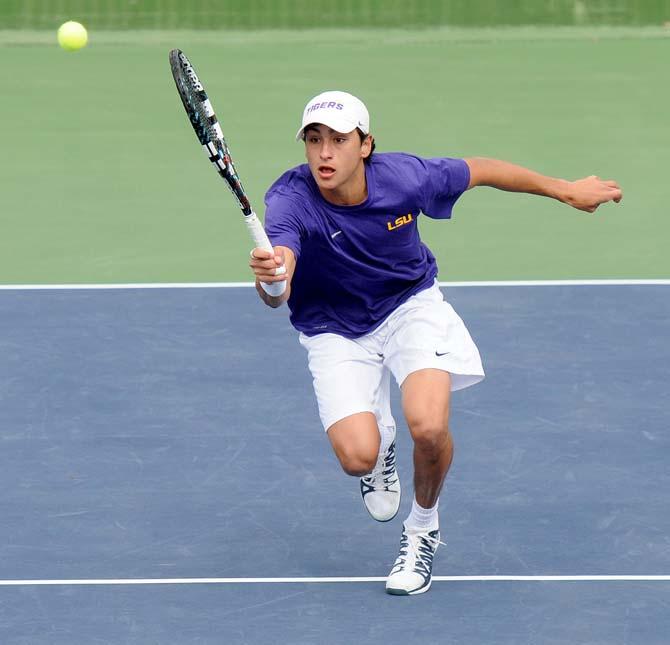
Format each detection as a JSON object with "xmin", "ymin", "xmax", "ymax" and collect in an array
[{"xmin": 169, "ymin": 49, "xmax": 286, "ymax": 297}]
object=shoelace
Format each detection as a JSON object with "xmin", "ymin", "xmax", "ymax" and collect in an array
[
  {"xmin": 361, "ymin": 441, "xmax": 398, "ymax": 491},
  {"xmin": 391, "ymin": 529, "xmax": 446, "ymax": 578}
]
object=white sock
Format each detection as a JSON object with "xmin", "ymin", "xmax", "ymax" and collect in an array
[
  {"xmin": 378, "ymin": 423, "xmax": 395, "ymax": 457},
  {"xmin": 405, "ymin": 497, "xmax": 439, "ymax": 532}
]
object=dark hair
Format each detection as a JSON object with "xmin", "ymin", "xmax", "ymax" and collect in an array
[
  {"xmin": 357, "ymin": 128, "xmax": 376, "ymax": 164},
  {"xmin": 301, "ymin": 124, "xmax": 375, "ymax": 163}
]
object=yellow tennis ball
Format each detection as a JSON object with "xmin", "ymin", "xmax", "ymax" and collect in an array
[{"xmin": 57, "ymin": 21, "xmax": 88, "ymax": 51}]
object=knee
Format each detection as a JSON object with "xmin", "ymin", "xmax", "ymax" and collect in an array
[
  {"xmin": 336, "ymin": 448, "xmax": 378, "ymax": 477},
  {"xmin": 409, "ymin": 417, "xmax": 451, "ymax": 455}
]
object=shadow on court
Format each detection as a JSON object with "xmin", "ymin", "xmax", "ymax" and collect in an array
[{"xmin": 0, "ymin": 286, "xmax": 668, "ymax": 644}]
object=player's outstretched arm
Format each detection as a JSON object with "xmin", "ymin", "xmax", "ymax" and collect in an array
[
  {"xmin": 465, "ymin": 157, "xmax": 623, "ymax": 213},
  {"xmin": 250, "ymin": 245, "xmax": 295, "ymax": 308}
]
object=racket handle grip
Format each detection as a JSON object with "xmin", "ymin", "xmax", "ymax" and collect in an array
[{"xmin": 245, "ymin": 211, "xmax": 287, "ymax": 298}]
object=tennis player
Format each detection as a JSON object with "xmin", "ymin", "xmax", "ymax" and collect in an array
[{"xmin": 249, "ymin": 91, "xmax": 622, "ymax": 596}]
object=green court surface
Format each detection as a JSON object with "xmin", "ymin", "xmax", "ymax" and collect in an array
[{"xmin": 1, "ymin": 27, "xmax": 668, "ymax": 284}]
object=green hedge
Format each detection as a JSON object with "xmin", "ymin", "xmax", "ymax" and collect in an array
[{"xmin": 3, "ymin": 0, "xmax": 670, "ymax": 30}]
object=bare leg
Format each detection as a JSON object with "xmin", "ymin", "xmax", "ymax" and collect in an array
[
  {"xmin": 401, "ymin": 369, "xmax": 453, "ymax": 508},
  {"xmin": 327, "ymin": 411, "xmax": 380, "ymax": 477}
]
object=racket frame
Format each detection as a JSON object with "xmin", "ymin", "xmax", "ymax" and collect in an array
[{"xmin": 169, "ymin": 48, "xmax": 286, "ymax": 297}]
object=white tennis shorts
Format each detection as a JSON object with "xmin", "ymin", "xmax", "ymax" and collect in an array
[{"xmin": 299, "ymin": 281, "xmax": 485, "ymax": 431}]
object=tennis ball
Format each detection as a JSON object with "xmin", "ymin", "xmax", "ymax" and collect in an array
[{"xmin": 57, "ymin": 21, "xmax": 88, "ymax": 52}]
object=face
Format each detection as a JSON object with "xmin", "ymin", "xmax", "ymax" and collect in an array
[{"xmin": 303, "ymin": 124, "xmax": 372, "ymax": 200}]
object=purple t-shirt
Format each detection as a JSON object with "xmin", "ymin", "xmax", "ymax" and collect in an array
[{"xmin": 264, "ymin": 152, "xmax": 470, "ymax": 338}]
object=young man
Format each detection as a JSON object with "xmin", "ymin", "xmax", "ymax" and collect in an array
[{"xmin": 249, "ymin": 91, "xmax": 622, "ymax": 595}]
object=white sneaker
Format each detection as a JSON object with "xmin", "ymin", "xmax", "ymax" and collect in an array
[
  {"xmin": 359, "ymin": 439, "xmax": 401, "ymax": 522},
  {"xmin": 385, "ymin": 524, "xmax": 444, "ymax": 595}
]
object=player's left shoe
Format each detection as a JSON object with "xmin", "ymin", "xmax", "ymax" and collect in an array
[
  {"xmin": 360, "ymin": 439, "xmax": 401, "ymax": 522},
  {"xmin": 385, "ymin": 524, "xmax": 444, "ymax": 595}
]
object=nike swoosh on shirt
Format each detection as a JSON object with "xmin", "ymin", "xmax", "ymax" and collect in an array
[
  {"xmin": 331, "ymin": 230, "xmax": 342, "ymax": 239},
  {"xmin": 435, "ymin": 351, "xmax": 450, "ymax": 357}
]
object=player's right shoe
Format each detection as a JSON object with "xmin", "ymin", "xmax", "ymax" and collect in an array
[{"xmin": 359, "ymin": 438, "xmax": 401, "ymax": 522}]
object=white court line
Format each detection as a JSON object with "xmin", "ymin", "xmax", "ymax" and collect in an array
[
  {"xmin": 0, "ymin": 282, "xmax": 256, "ymax": 290},
  {"xmin": 0, "ymin": 279, "xmax": 668, "ymax": 291},
  {"xmin": 0, "ymin": 280, "xmax": 664, "ymax": 591},
  {"xmin": 439, "ymin": 279, "xmax": 670, "ymax": 287},
  {"xmin": 0, "ymin": 575, "xmax": 669, "ymax": 586}
]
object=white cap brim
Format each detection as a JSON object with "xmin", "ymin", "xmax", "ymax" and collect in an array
[
  {"xmin": 295, "ymin": 91, "xmax": 370, "ymax": 142},
  {"xmin": 295, "ymin": 115, "xmax": 364, "ymax": 141}
]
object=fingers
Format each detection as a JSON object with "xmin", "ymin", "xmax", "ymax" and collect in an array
[
  {"xmin": 574, "ymin": 176, "xmax": 623, "ymax": 211},
  {"xmin": 249, "ymin": 247, "xmax": 283, "ymax": 265},
  {"xmin": 249, "ymin": 248, "xmax": 273, "ymax": 261},
  {"xmin": 600, "ymin": 180, "xmax": 623, "ymax": 205},
  {"xmin": 249, "ymin": 247, "xmax": 285, "ymax": 281},
  {"xmin": 606, "ymin": 181, "xmax": 623, "ymax": 203},
  {"xmin": 256, "ymin": 272, "xmax": 288, "ymax": 283}
]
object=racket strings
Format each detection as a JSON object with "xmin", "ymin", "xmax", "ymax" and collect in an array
[{"xmin": 170, "ymin": 49, "xmax": 253, "ymax": 216}]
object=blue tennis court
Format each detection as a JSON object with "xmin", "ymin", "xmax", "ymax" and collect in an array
[{"xmin": 1, "ymin": 284, "xmax": 668, "ymax": 644}]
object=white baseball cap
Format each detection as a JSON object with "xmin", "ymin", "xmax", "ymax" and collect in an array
[{"xmin": 295, "ymin": 90, "xmax": 370, "ymax": 141}]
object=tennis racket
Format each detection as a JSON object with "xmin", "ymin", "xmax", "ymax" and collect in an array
[{"xmin": 169, "ymin": 48, "xmax": 286, "ymax": 297}]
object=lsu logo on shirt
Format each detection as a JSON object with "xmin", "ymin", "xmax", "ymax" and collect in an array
[{"xmin": 387, "ymin": 213, "xmax": 414, "ymax": 231}]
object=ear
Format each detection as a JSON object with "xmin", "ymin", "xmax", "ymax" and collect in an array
[{"xmin": 361, "ymin": 134, "xmax": 373, "ymax": 160}]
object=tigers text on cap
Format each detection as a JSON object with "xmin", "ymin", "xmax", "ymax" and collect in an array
[{"xmin": 295, "ymin": 91, "xmax": 370, "ymax": 141}]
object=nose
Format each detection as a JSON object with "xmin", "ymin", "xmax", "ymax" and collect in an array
[{"xmin": 319, "ymin": 139, "xmax": 333, "ymax": 160}]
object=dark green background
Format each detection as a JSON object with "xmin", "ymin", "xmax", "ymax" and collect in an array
[
  {"xmin": 1, "ymin": 22, "xmax": 668, "ymax": 283},
  {"xmin": 4, "ymin": 0, "xmax": 670, "ymax": 28}
]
